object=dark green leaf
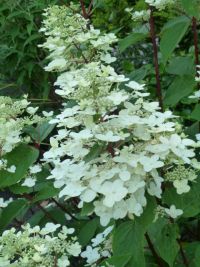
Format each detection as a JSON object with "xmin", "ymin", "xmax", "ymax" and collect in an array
[
  {"xmin": 113, "ymin": 197, "xmax": 156, "ymax": 267},
  {"xmin": 84, "ymin": 144, "xmax": 105, "ymax": 163},
  {"xmin": 160, "ymin": 16, "xmax": 190, "ymax": 63},
  {"xmin": 119, "ymin": 32, "xmax": 148, "ymax": 53},
  {"xmin": 0, "ymin": 144, "xmax": 39, "ymax": 188},
  {"xmin": 164, "ymin": 75, "xmax": 196, "ymax": 106},
  {"xmin": 166, "ymin": 56, "xmax": 195, "ymax": 76},
  {"xmin": 0, "ymin": 199, "xmax": 28, "ymax": 232},
  {"xmin": 190, "ymin": 104, "xmax": 200, "ymax": 121},
  {"xmin": 32, "ymin": 185, "xmax": 59, "ymax": 203},
  {"xmin": 163, "ymin": 178, "xmax": 200, "ymax": 218},
  {"xmin": 181, "ymin": 0, "xmax": 200, "ymax": 18},
  {"xmin": 149, "ymin": 218, "xmax": 179, "ymax": 267},
  {"xmin": 78, "ymin": 218, "xmax": 99, "ymax": 246},
  {"xmin": 81, "ymin": 202, "xmax": 94, "ymax": 217},
  {"xmin": 24, "ymin": 121, "xmax": 55, "ymax": 143},
  {"xmin": 105, "ymin": 254, "xmax": 132, "ymax": 267}
]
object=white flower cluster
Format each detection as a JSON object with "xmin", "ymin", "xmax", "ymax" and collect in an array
[
  {"xmin": 41, "ymin": 5, "xmax": 198, "ymax": 226},
  {"xmin": 0, "ymin": 96, "xmax": 40, "ymax": 157},
  {"xmin": 145, "ymin": 0, "xmax": 175, "ymax": 10},
  {"xmin": 154, "ymin": 204, "xmax": 183, "ymax": 221},
  {"xmin": 126, "ymin": 8, "xmax": 151, "ymax": 22},
  {"xmin": 0, "ymin": 223, "xmax": 81, "ymax": 267},
  {"xmin": 81, "ymin": 226, "xmax": 113, "ymax": 266}
]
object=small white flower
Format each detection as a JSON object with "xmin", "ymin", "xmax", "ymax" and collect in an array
[
  {"xmin": 57, "ymin": 256, "xmax": 70, "ymax": 267},
  {"xmin": 22, "ymin": 177, "xmax": 36, "ymax": 187},
  {"xmin": 81, "ymin": 246, "xmax": 101, "ymax": 264},
  {"xmin": 29, "ymin": 164, "xmax": 42, "ymax": 174},
  {"xmin": 45, "ymin": 58, "xmax": 67, "ymax": 71},
  {"xmin": 173, "ymin": 180, "xmax": 190, "ymax": 194},
  {"xmin": 6, "ymin": 165, "xmax": 16, "ymax": 173},
  {"xmin": 100, "ymin": 180, "xmax": 128, "ymax": 207},
  {"xmin": 165, "ymin": 205, "xmax": 183, "ymax": 219},
  {"xmin": 27, "ymin": 107, "xmax": 39, "ymax": 115},
  {"xmin": 95, "ymin": 131, "xmax": 121, "ymax": 142},
  {"xmin": 125, "ymin": 81, "xmax": 145, "ymax": 91},
  {"xmin": 189, "ymin": 90, "xmax": 200, "ymax": 99},
  {"xmin": 40, "ymin": 223, "xmax": 61, "ymax": 235},
  {"xmin": 139, "ymin": 155, "xmax": 164, "ymax": 172},
  {"xmin": 42, "ymin": 111, "xmax": 54, "ymax": 117},
  {"xmin": 101, "ymin": 53, "xmax": 116, "ymax": 64}
]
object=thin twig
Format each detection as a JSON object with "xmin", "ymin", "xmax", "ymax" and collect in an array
[
  {"xmin": 192, "ymin": 16, "xmax": 200, "ymax": 132},
  {"xmin": 37, "ymin": 203, "xmax": 58, "ymax": 224},
  {"xmin": 51, "ymin": 198, "xmax": 79, "ymax": 221},
  {"xmin": 149, "ymin": 6, "xmax": 164, "ymax": 111},
  {"xmin": 23, "ymin": 194, "xmax": 58, "ymax": 224},
  {"xmin": 72, "ymin": 41, "xmax": 89, "ymax": 63},
  {"xmin": 178, "ymin": 239, "xmax": 189, "ymax": 267},
  {"xmin": 145, "ymin": 233, "xmax": 165, "ymax": 267}
]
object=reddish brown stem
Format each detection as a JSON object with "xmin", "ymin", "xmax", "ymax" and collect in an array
[
  {"xmin": 145, "ymin": 233, "xmax": 165, "ymax": 267},
  {"xmin": 51, "ymin": 198, "xmax": 79, "ymax": 221},
  {"xmin": 80, "ymin": 0, "xmax": 88, "ymax": 19},
  {"xmin": 149, "ymin": 7, "xmax": 164, "ymax": 111},
  {"xmin": 178, "ymin": 240, "xmax": 189, "ymax": 267},
  {"xmin": 37, "ymin": 203, "xmax": 58, "ymax": 224},
  {"xmin": 87, "ymin": 0, "xmax": 94, "ymax": 16},
  {"xmin": 192, "ymin": 17, "xmax": 199, "ymax": 70},
  {"xmin": 23, "ymin": 194, "xmax": 58, "ymax": 224}
]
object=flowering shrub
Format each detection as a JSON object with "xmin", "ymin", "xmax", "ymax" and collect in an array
[
  {"xmin": 0, "ymin": 0, "xmax": 200, "ymax": 267},
  {"xmin": 40, "ymin": 5, "xmax": 199, "ymax": 227},
  {"xmin": 0, "ymin": 223, "xmax": 81, "ymax": 267},
  {"xmin": 0, "ymin": 96, "xmax": 40, "ymax": 157}
]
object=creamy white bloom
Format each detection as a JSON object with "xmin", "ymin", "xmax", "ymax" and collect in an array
[
  {"xmin": 22, "ymin": 177, "xmax": 36, "ymax": 187},
  {"xmin": 165, "ymin": 205, "xmax": 183, "ymax": 219}
]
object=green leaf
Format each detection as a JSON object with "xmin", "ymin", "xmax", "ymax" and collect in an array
[
  {"xmin": 0, "ymin": 199, "xmax": 28, "ymax": 232},
  {"xmin": 84, "ymin": 144, "xmax": 105, "ymax": 163},
  {"xmin": 190, "ymin": 104, "xmax": 200, "ymax": 121},
  {"xmin": 149, "ymin": 218, "xmax": 179, "ymax": 267},
  {"xmin": 163, "ymin": 178, "xmax": 200, "ymax": 217},
  {"xmin": 24, "ymin": 121, "xmax": 55, "ymax": 143},
  {"xmin": 119, "ymin": 32, "xmax": 148, "ymax": 53},
  {"xmin": 160, "ymin": 16, "xmax": 190, "ymax": 63},
  {"xmin": 166, "ymin": 56, "xmax": 195, "ymax": 76},
  {"xmin": 27, "ymin": 210, "xmax": 44, "ymax": 227},
  {"xmin": 32, "ymin": 185, "xmax": 59, "ymax": 203},
  {"xmin": 81, "ymin": 202, "xmax": 94, "ymax": 217},
  {"xmin": 113, "ymin": 197, "xmax": 156, "ymax": 267},
  {"xmin": 78, "ymin": 218, "xmax": 99, "ymax": 246},
  {"xmin": 113, "ymin": 221, "xmax": 144, "ymax": 267},
  {"xmin": 23, "ymin": 33, "xmax": 40, "ymax": 47},
  {"xmin": 164, "ymin": 75, "xmax": 196, "ymax": 107},
  {"xmin": 181, "ymin": 0, "xmax": 200, "ymax": 18},
  {"xmin": 0, "ymin": 144, "xmax": 39, "ymax": 188},
  {"xmin": 105, "ymin": 254, "xmax": 132, "ymax": 267},
  {"xmin": 194, "ymin": 245, "xmax": 200, "ymax": 266},
  {"xmin": 128, "ymin": 65, "xmax": 150, "ymax": 82},
  {"xmin": 9, "ymin": 184, "xmax": 32, "ymax": 194},
  {"xmin": 35, "ymin": 121, "xmax": 56, "ymax": 142}
]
